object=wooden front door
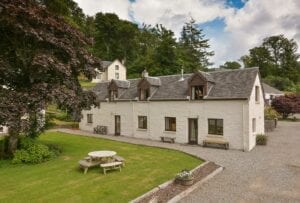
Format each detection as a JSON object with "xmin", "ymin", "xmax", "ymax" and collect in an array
[
  {"xmin": 188, "ymin": 118, "xmax": 198, "ymax": 144},
  {"xmin": 115, "ymin": 115, "xmax": 121, "ymax": 136}
]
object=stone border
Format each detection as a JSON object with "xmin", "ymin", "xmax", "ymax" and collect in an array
[
  {"xmin": 130, "ymin": 161, "xmax": 223, "ymax": 203},
  {"xmin": 168, "ymin": 165, "xmax": 224, "ymax": 203}
]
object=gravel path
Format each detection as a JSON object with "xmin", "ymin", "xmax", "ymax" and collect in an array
[{"xmin": 53, "ymin": 121, "xmax": 300, "ymax": 202}]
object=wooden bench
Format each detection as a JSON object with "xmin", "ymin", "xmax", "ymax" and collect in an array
[
  {"xmin": 113, "ymin": 155, "xmax": 126, "ymax": 166},
  {"xmin": 203, "ymin": 138, "xmax": 229, "ymax": 150},
  {"xmin": 100, "ymin": 162, "xmax": 122, "ymax": 175},
  {"xmin": 160, "ymin": 136, "xmax": 176, "ymax": 143},
  {"xmin": 78, "ymin": 159, "xmax": 101, "ymax": 174}
]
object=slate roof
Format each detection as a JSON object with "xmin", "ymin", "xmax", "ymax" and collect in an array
[
  {"xmin": 262, "ymin": 83, "xmax": 283, "ymax": 94},
  {"xmin": 113, "ymin": 79, "xmax": 130, "ymax": 89},
  {"xmin": 92, "ymin": 67, "xmax": 260, "ymax": 101},
  {"xmin": 101, "ymin": 61, "xmax": 113, "ymax": 69}
]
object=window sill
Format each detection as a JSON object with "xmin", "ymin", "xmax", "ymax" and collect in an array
[
  {"xmin": 137, "ymin": 128, "xmax": 147, "ymax": 131},
  {"xmin": 86, "ymin": 123, "xmax": 93, "ymax": 126},
  {"xmin": 163, "ymin": 130, "xmax": 176, "ymax": 134}
]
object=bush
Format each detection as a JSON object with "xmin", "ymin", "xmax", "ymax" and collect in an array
[
  {"xmin": 264, "ymin": 107, "xmax": 280, "ymax": 120},
  {"xmin": 12, "ymin": 138, "xmax": 60, "ymax": 164},
  {"xmin": 256, "ymin": 134, "xmax": 267, "ymax": 145}
]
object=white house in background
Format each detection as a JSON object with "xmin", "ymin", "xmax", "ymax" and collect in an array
[
  {"xmin": 81, "ymin": 68, "xmax": 265, "ymax": 151},
  {"xmin": 262, "ymin": 83, "xmax": 284, "ymax": 105},
  {"xmin": 0, "ymin": 125, "xmax": 8, "ymax": 134},
  {"xmin": 92, "ymin": 59, "xmax": 126, "ymax": 83}
]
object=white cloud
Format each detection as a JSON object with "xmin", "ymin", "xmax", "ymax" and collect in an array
[
  {"xmin": 214, "ymin": 0, "xmax": 300, "ymax": 66},
  {"xmin": 131, "ymin": 0, "xmax": 234, "ymax": 36},
  {"xmin": 74, "ymin": 0, "xmax": 300, "ymax": 67},
  {"xmin": 74, "ymin": 0, "xmax": 131, "ymax": 20}
]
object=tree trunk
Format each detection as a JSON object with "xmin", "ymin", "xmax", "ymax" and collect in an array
[{"xmin": 7, "ymin": 130, "xmax": 19, "ymax": 156}]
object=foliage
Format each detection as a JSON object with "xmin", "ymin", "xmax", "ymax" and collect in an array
[
  {"xmin": 241, "ymin": 35, "xmax": 300, "ymax": 91},
  {"xmin": 175, "ymin": 169, "xmax": 194, "ymax": 181},
  {"xmin": 0, "ymin": 0, "xmax": 100, "ymax": 153},
  {"xmin": 177, "ymin": 18, "xmax": 214, "ymax": 72},
  {"xmin": 272, "ymin": 94, "xmax": 300, "ymax": 118},
  {"xmin": 264, "ymin": 75, "xmax": 295, "ymax": 91},
  {"xmin": 256, "ymin": 134, "xmax": 267, "ymax": 145},
  {"xmin": 45, "ymin": 105, "xmax": 79, "ymax": 129},
  {"xmin": 220, "ymin": 61, "xmax": 241, "ymax": 69},
  {"xmin": 264, "ymin": 107, "xmax": 280, "ymax": 120},
  {"xmin": 93, "ymin": 13, "xmax": 138, "ymax": 65},
  {"xmin": 12, "ymin": 137, "xmax": 60, "ymax": 164},
  {"xmin": 0, "ymin": 132, "xmax": 202, "ymax": 202}
]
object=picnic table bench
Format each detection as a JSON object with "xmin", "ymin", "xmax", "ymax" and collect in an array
[
  {"xmin": 100, "ymin": 161, "xmax": 122, "ymax": 175},
  {"xmin": 160, "ymin": 136, "xmax": 176, "ymax": 143},
  {"xmin": 203, "ymin": 138, "xmax": 229, "ymax": 150},
  {"xmin": 78, "ymin": 159, "xmax": 101, "ymax": 174}
]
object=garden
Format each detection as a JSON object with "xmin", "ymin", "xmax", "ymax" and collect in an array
[{"xmin": 0, "ymin": 132, "xmax": 202, "ymax": 202}]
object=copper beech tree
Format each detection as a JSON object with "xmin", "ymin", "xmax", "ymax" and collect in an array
[{"xmin": 0, "ymin": 0, "xmax": 101, "ymax": 154}]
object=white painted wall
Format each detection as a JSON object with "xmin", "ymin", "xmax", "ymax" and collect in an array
[
  {"xmin": 248, "ymin": 75, "xmax": 265, "ymax": 151},
  {"xmin": 92, "ymin": 60, "xmax": 127, "ymax": 83},
  {"xmin": 80, "ymin": 99, "xmax": 252, "ymax": 151},
  {"xmin": 0, "ymin": 125, "xmax": 8, "ymax": 134},
  {"xmin": 265, "ymin": 93, "xmax": 284, "ymax": 105}
]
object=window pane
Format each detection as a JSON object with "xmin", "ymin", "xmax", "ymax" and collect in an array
[
  {"xmin": 138, "ymin": 116, "xmax": 147, "ymax": 129},
  {"xmin": 165, "ymin": 117, "xmax": 176, "ymax": 131},
  {"xmin": 208, "ymin": 119, "xmax": 223, "ymax": 135}
]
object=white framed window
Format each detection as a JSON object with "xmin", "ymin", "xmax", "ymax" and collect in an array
[
  {"xmin": 115, "ymin": 73, "xmax": 119, "ymax": 79},
  {"xmin": 115, "ymin": 65, "xmax": 119, "ymax": 70},
  {"xmin": 87, "ymin": 114, "xmax": 93, "ymax": 124},
  {"xmin": 252, "ymin": 118, "xmax": 256, "ymax": 133}
]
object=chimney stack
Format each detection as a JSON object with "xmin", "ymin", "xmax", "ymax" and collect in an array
[{"xmin": 179, "ymin": 68, "xmax": 184, "ymax": 81}]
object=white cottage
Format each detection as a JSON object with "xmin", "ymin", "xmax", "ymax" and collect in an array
[
  {"xmin": 92, "ymin": 59, "xmax": 127, "ymax": 83},
  {"xmin": 80, "ymin": 68, "xmax": 265, "ymax": 151},
  {"xmin": 262, "ymin": 83, "xmax": 284, "ymax": 105}
]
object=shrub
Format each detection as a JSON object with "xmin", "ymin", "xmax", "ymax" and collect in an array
[
  {"xmin": 272, "ymin": 94, "xmax": 300, "ymax": 118},
  {"xmin": 256, "ymin": 134, "xmax": 267, "ymax": 145},
  {"xmin": 12, "ymin": 137, "xmax": 60, "ymax": 164},
  {"xmin": 264, "ymin": 107, "xmax": 280, "ymax": 120}
]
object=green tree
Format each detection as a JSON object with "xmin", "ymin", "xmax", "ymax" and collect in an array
[
  {"xmin": 241, "ymin": 35, "xmax": 300, "ymax": 90},
  {"xmin": 93, "ymin": 13, "xmax": 138, "ymax": 64},
  {"xmin": 177, "ymin": 18, "xmax": 214, "ymax": 72},
  {"xmin": 220, "ymin": 61, "xmax": 241, "ymax": 69},
  {"xmin": 0, "ymin": 0, "xmax": 100, "ymax": 155},
  {"xmin": 152, "ymin": 25, "xmax": 179, "ymax": 75}
]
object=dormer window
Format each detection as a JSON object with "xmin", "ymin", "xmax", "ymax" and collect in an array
[
  {"xmin": 109, "ymin": 90, "xmax": 118, "ymax": 101},
  {"xmin": 188, "ymin": 71, "xmax": 213, "ymax": 100},
  {"xmin": 191, "ymin": 86, "xmax": 204, "ymax": 100},
  {"xmin": 140, "ymin": 89, "xmax": 150, "ymax": 101}
]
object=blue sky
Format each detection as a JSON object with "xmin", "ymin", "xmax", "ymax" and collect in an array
[{"xmin": 74, "ymin": 0, "xmax": 300, "ymax": 67}]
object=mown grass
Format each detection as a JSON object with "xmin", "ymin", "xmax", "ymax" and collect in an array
[
  {"xmin": 79, "ymin": 79, "xmax": 97, "ymax": 89},
  {"xmin": 0, "ymin": 132, "xmax": 202, "ymax": 202}
]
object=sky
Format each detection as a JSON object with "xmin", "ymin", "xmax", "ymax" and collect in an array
[{"xmin": 74, "ymin": 0, "xmax": 300, "ymax": 67}]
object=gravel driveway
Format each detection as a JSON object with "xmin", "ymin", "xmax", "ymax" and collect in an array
[
  {"xmin": 180, "ymin": 121, "xmax": 300, "ymax": 203},
  {"xmin": 56, "ymin": 121, "xmax": 300, "ymax": 202}
]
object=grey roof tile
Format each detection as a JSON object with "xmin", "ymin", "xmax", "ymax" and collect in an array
[
  {"xmin": 262, "ymin": 83, "xmax": 283, "ymax": 94},
  {"xmin": 92, "ymin": 68, "xmax": 259, "ymax": 101}
]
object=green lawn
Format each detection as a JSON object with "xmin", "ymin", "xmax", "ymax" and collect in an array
[
  {"xmin": 0, "ymin": 132, "xmax": 202, "ymax": 202},
  {"xmin": 79, "ymin": 80, "xmax": 97, "ymax": 89}
]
